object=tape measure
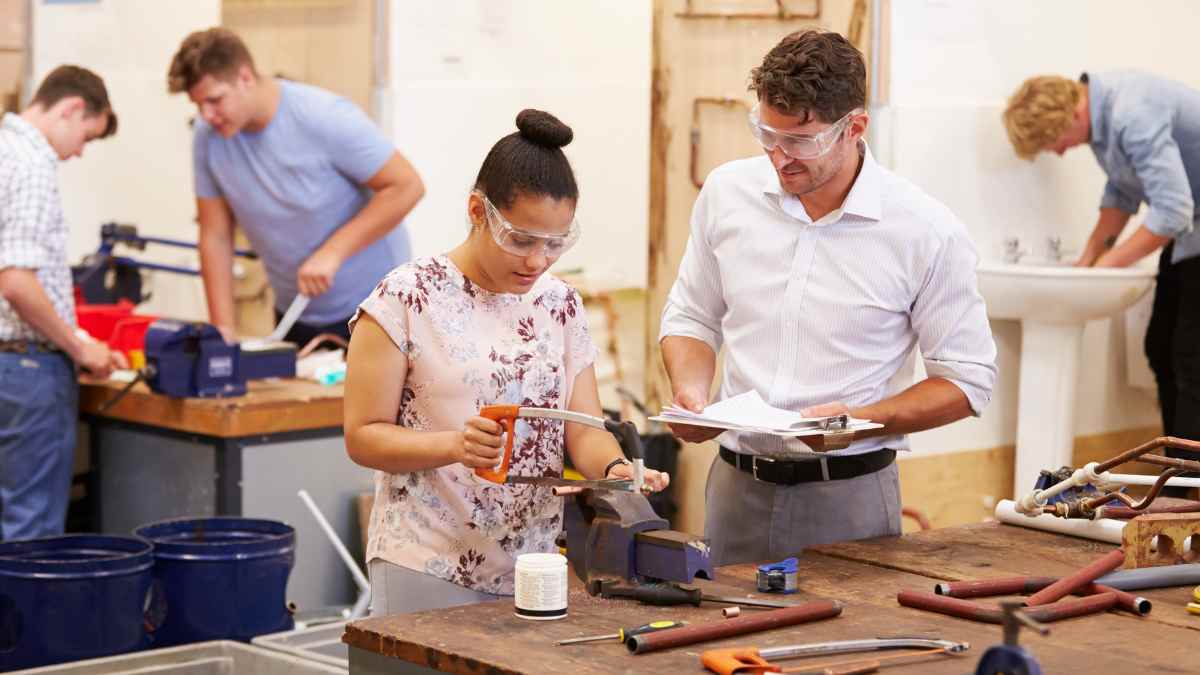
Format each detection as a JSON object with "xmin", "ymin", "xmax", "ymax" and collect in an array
[{"xmin": 756, "ymin": 557, "xmax": 799, "ymax": 594}]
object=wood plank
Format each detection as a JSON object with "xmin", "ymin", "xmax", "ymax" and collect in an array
[
  {"xmin": 811, "ymin": 522, "xmax": 1200, "ymax": 632},
  {"xmin": 345, "ymin": 546, "xmax": 1193, "ymax": 674},
  {"xmin": 79, "ymin": 378, "xmax": 343, "ymax": 437}
]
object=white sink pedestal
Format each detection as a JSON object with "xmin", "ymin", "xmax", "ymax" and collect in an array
[
  {"xmin": 1014, "ymin": 321, "xmax": 1084, "ymax": 495},
  {"xmin": 976, "ymin": 261, "xmax": 1155, "ymax": 497}
]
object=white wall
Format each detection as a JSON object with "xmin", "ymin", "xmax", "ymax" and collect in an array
[
  {"xmin": 388, "ymin": 1, "xmax": 651, "ymax": 290},
  {"xmin": 32, "ymin": 0, "xmax": 220, "ymax": 321},
  {"xmin": 886, "ymin": 0, "xmax": 1196, "ymax": 454}
]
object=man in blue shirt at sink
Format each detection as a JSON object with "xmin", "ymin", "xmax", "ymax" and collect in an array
[{"xmin": 1003, "ymin": 72, "xmax": 1200, "ymax": 478}]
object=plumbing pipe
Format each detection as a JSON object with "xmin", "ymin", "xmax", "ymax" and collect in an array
[
  {"xmin": 995, "ymin": 499, "xmax": 1125, "ymax": 543},
  {"xmin": 1098, "ymin": 503, "xmax": 1200, "ymax": 519},
  {"xmin": 626, "ymin": 600, "xmax": 843, "ymax": 655},
  {"xmin": 1023, "ymin": 593, "xmax": 1117, "ymax": 622},
  {"xmin": 934, "ymin": 577, "xmax": 1150, "ymax": 615},
  {"xmin": 1095, "ymin": 563, "xmax": 1200, "ymax": 591},
  {"xmin": 1024, "ymin": 549, "xmax": 1125, "ymax": 606},
  {"xmin": 1104, "ymin": 473, "xmax": 1200, "ymax": 489},
  {"xmin": 898, "ymin": 591, "xmax": 1002, "ymax": 623},
  {"xmin": 899, "ymin": 591, "xmax": 1117, "ymax": 624},
  {"xmin": 1016, "ymin": 436, "xmax": 1200, "ymax": 515}
]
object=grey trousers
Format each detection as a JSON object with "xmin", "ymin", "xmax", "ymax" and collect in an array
[
  {"xmin": 368, "ymin": 558, "xmax": 504, "ymax": 616},
  {"xmin": 704, "ymin": 453, "xmax": 902, "ymax": 566}
]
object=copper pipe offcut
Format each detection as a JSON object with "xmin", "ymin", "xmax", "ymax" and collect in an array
[{"xmin": 1025, "ymin": 549, "xmax": 1126, "ymax": 606}]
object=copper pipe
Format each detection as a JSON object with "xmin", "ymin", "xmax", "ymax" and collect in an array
[
  {"xmin": 1023, "ymin": 593, "xmax": 1117, "ymax": 622},
  {"xmin": 935, "ymin": 577, "xmax": 1057, "ymax": 599},
  {"xmin": 1025, "ymin": 549, "xmax": 1125, "ymax": 606},
  {"xmin": 1095, "ymin": 436, "xmax": 1200, "ymax": 474},
  {"xmin": 1102, "ymin": 502, "xmax": 1200, "ymax": 519},
  {"xmin": 1083, "ymin": 470, "xmax": 1184, "ymax": 512},
  {"xmin": 1139, "ymin": 454, "xmax": 1200, "ymax": 473},
  {"xmin": 933, "ymin": 577, "xmax": 1149, "ymax": 616},
  {"xmin": 898, "ymin": 591, "xmax": 1002, "ymax": 623},
  {"xmin": 627, "ymin": 599, "xmax": 843, "ymax": 655},
  {"xmin": 902, "ymin": 506, "xmax": 932, "ymax": 530}
]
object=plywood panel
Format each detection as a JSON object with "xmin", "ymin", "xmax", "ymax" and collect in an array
[{"xmin": 223, "ymin": 0, "xmax": 373, "ymax": 112}]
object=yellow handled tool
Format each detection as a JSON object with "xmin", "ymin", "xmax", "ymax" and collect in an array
[{"xmin": 557, "ymin": 620, "xmax": 685, "ymax": 646}]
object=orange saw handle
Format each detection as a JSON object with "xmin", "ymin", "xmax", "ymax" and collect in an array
[
  {"xmin": 475, "ymin": 405, "xmax": 520, "ymax": 483},
  {"xmin": 701, "ymin": 647, "xmax": 780, "ymax": 675}
]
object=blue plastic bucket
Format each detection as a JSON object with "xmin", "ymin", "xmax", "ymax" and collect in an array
[
  {"xmin": 0, "ymin": 535, "xmax": 155, "ymax": 670},
  {"xmin": 134, "ymin": 517, "xmax": 295, "ymax": 647}
]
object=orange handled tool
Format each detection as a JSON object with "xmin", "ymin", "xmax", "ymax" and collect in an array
[{"xmin": 474, "ymin": 404, "xmax": 619, "ymax": 484}]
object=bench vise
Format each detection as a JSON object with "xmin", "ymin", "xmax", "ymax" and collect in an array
[
  {"xmin": 143, "ymin": 320, "xmax": 296, "ymax": 398},
  {"xmin": 560, "ymin": 487, "xmax": 713, "ymax": 589}
]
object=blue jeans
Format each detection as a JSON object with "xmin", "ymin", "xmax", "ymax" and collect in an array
[{"xmin": 0, "ymin": 351, "xmax": 78, "ymax": 541}]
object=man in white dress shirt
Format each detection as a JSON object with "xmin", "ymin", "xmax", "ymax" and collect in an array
[{"xmin": 659, "ymin": 30, "xmax": 997, "ymax": 564}]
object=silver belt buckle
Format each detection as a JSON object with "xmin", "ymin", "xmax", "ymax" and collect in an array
[{"xmin": 750, "ymin": 454, "xmax": 774, "ymax": 482}]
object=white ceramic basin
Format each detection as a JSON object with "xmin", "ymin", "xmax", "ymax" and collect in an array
[
  {"xmin": 977, "ymin": 261, "xmax": 1156, "ymax": 323},
  {"xmin": 976, "ymin": 261, "xmax": 1156, "ymax": 496}
]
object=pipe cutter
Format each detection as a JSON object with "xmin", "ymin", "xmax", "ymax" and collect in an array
[{"xmin": 474, "ymin": 405, "xmax": 713, "ymax": 586}]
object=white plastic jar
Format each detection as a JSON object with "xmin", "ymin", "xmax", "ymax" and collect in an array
[{"xmin": 514, "ymin": 552, "xmax": 568, "ymax": 620}]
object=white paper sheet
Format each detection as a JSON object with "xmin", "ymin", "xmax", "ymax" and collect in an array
[{"xmin": 650, "ymin": 391, "xmax": 882, "ymax": 437}]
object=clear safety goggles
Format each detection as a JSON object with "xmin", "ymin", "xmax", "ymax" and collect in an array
[
  {"xmin": 478, "ymin": 192, "xmax": 580, "ymax": 259},
  {"xmin": 747, "ymin": 105, "xmax": 860, "ymax": 160}
]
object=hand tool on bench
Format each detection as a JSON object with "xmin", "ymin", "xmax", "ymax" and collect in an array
[
  {"xmin": 475, "ymin": 404, "xmax": 715, "ymax": 587},
  {"xmin": 474, "ymin": 404, "xmax": 644, "ymax": 491},
  {"xmin": 757, "ymin": 557, "xmax": 799, "ymax": 594},
  {"xmin": 589, "ymin": 580, "xmax": 796, "ymax": 609},
  {"xmin": 556, "ymin": 619, "xmax": 686, "ymax": 646},
  {"xmin": 700, "ymin": 638, "xmax": 970, "ymax": 675}
]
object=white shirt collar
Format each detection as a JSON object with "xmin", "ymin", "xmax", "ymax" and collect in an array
[
  {"xmin": 761, "ymin": 141, "xmax": 883, "ymax": 225},
  {"xmin": 2, "ymin": 113, "xmax": 57, "ymax": 164}
]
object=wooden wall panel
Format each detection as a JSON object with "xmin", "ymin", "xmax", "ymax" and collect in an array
[{"xmin": 222, "ymin": 0, "xmax": 374, "ymax": 112}]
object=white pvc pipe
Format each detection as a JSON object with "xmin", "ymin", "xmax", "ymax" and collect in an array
[
  {"xmin": 298, "ymin": 489, "xmax": 370, "ymax": 594},
  {"xmin": 1105, "ymin": 473, "xmax": 1200, "ymax": 489},
  {"xmin": 994, "ymin": 499, "xmax": 1126, "ymax": 544}
]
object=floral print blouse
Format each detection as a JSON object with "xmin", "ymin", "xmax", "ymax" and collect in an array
[{"xmin": 350, "ymin": 255, "xmax": 597, "ymax": 594}]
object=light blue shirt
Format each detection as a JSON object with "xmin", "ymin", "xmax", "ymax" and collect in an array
[
  {"xmin": 1087, "ymin": 71, "xmax": 1200, "ymax": 264},
  {"xmin": 193, "ymin": 79, "xmax": 408, "ymax": 324}
]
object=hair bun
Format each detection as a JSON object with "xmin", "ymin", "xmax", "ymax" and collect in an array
[{"xmin": 516, "ymin": 109, "xmax": 573, "ymax": 148}]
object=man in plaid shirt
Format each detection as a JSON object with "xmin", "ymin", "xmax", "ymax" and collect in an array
[{"xmin": 0, "ymin": 66, "xmax": 125, "ymax": 541}]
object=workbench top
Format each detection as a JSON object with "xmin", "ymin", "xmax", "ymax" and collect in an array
[
  {"xmin": 79, "ymin": 377, "xmax": 343, "ymax": 437},
  {"xmin": 343, "ymin": 522, "xmax": 1198, "ymax": 674}
]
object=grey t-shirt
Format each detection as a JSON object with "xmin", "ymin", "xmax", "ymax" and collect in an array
[{"xmin": 193, "ymin": 79, "xmax": 408, "ymax": 324}]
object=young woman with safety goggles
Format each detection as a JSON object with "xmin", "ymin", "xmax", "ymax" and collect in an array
[{"xmin": 342, "ymin": 109, "xmax": 668, "ymax": 615}]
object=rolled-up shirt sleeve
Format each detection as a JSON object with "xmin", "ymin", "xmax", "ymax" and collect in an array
[
  {"xmin": 1120, "ymin": 113, "xmax": 1195, "ymax": 239},
  {"xmin": 1099, "ymin": 180, "xmax": 1140, "ymax": 215},
  {"xmin": 659, "ymin": 185, "xmax": 726, "ymax": 353},
  {"xmin": 911, "ymin": 227, "xmax": 998, "ymax": 415}
]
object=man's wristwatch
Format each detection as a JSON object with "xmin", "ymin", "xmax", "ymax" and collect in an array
[{"xmin": 603, "ymin": 457, "xmax": 631, "ymax": 478}]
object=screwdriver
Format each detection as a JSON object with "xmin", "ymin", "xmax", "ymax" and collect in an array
[
  {"xmin": 598, "ymin": 581, "xmax": 796, "ymax": 609},
  {"xmin": 556, "ymin": 619, "xmax": 686, "ymax": 646}
]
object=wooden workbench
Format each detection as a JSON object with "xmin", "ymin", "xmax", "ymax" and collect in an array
[
  {"xmin": 77, "ymin": 377, "xmax": 367, "ymax": 612},
  {"xmin": 343, "ymin": 523, "xmax": 1199, "ymax": 674},
  {"xmin": 79, "ymin": 377, "xmax": 343, "ymax": 436}
]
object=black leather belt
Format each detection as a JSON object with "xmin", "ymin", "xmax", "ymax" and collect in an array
[{"xmin": 720, "ymin": 446, "xmax": 895, "ymax": 485}]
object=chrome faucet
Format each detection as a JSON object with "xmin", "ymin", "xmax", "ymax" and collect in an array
[
  {"xmin": 1046, "ymin": 236, "xmax": 1063, "ymax": 262},
  {"xmin": 1003, "ymin": 236, "xmax": 1028, "ymax": 264}
]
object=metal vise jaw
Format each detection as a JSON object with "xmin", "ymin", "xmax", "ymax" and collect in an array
[{"xmin": 561, "ymin": 488, "xmax": 713, "ymax": 590}]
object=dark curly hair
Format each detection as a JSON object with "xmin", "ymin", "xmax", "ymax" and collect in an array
[{"xmin": 749, "ymin": 29, "xmax": 866, "ymax": 124}]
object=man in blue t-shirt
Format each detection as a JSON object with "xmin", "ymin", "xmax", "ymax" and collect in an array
[{"xmin": 167, "ymin": 28, "xmax": 424, "ymax": 345}]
